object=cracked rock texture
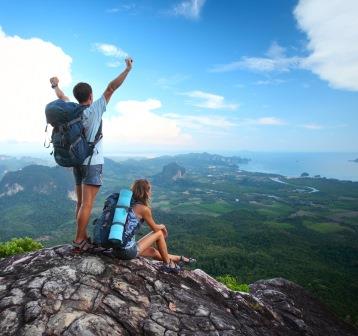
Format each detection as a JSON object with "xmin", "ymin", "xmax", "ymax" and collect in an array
[{"xmin": 0, "ymin": 245, "xmax": 357, "ymax": 336}]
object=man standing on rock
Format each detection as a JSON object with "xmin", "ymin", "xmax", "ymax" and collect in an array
[{"xmin": 50, "ymin": 57, "xmax": 133, "ymax": 252}]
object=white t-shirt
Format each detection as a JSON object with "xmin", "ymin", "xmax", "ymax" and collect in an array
[{"xmin": 82, "ymin": 95, "xmax": 106, "ymax": 165}]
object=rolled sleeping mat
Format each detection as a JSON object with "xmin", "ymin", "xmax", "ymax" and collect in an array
[
  {"xmin": 118, "ymin": 189, "xmax": 133, "ymax": 207},
  {"xmin": 108, "ymin": 189, "xmax": 133, "ymax": 244}
]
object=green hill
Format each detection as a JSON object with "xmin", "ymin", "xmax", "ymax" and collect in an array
[{"xmin": 0, "ymin": 153, "xmax": 357, "ymax": 326}]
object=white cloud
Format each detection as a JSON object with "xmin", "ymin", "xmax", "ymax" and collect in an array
[
  {"xmin": 0, "ymin": 27, "xmax": 72, "ymax": 144},
  {"xmin": 210, "ymin": 42, "xmax": 302, "ymax": 73},
  {"xmin": 103, "ymin": 99, "xmax": 192, "ymax": 145},
  {"xmin": 106, "ymin": 4, "xmax": 136, "ymax": 14},
  {"xmin": 182, "ymin": 90, "xmax": 238, "ymax": 110},
  {"xmin": 301, "ymin": 123, "xmax": 323, "ymax": 130},
  {"xmin": 172, "ymin": 0, "xmax": 206, "ymax": 20},
  {"xmin": 256, "ymin": 117, "xmax": 286, "ymax": 126},
  {"xmin": 241, "ymin": 117, "xmax": 287, "ymax": 126},
  {"xmin": 155, "ymin": 74, "xmax": 190, "ymax": 89},
  {"xmin": 163, "ymin": 113, "xmax": 236, "ymax": 130},
  {"xmin": 94, "ymin": 43, "xmax": 129, "ymax": 68},
  {"xmin": 94, "ymin": 43, "xmax": 128, "ymax": 58},
  {"xmin": 294, "ymin": 0, "xmax": 358, "ymax": 91},
  {"xmin": 254, "ymin": 79, "xmax": 286, "ymax": 85},
  {"xmin": 107, "ymin": 61, "xmax": 121, "ymax": 68},
  {"xmin": 107, "ymin": 8, "xmax": 119, "ymax": 13}
]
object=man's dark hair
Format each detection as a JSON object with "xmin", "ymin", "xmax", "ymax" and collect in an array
[{"xmin": 73, "ymin": 82, "xmax": 92, "ymax": 103}]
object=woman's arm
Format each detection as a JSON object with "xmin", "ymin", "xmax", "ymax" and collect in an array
[{"xmin": 142, "ymin": 207, "xmax": 168, "ymax": 238}]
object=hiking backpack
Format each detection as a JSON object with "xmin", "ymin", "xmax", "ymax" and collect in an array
[
  {"xmin": 92, "ymin": 192, "xmax": 142, "ymax": 248},
  {"xmin": 45, "ymin": 99, "xmax": 102, "ymax": 167}
]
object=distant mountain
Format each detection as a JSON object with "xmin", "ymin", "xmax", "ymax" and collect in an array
[
  {"xmin": 152, "ymin": 162, "xmax": 186, "ymax": 185},
  {"xmin": 0, "ymin": 165, "xmax": 74, "ymax": 242},
  {"xmin": 0, "ymin": 165, "xmax": 73, "ymax": 196},
  {"xmin": 0, "ymin": 155, "xmax": 51, "ymax": 178},
  {"xmin": 109, "ymin": 152, "xmax": 250, "ymax": 178},
  {"xmin": 148, "ymin": 152, "xmax": 249, "ymax": 170}
]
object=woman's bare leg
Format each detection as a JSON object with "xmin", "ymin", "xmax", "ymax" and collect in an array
[
  {"xmin": 140, "ymin": 246, "xmax": 182, "ymax": 263},
  {"xmin": 137, "ymin": 231, "xmax": 184, "ymax": 264},
  {"xmin": 140, "ymin": 246, "xmax": 162, "ymax": 260}
]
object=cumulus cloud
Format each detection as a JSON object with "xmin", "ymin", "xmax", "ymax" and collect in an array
[
  {"xmin": 210, "ymin": 42, "xmax": 302, "ymax": 73},
  {"xmin": 103, "ymin": 99, "xmax": 192, "ymax": 145},
  {"xmin": 172, "ymin": 0, "xmax": 206, "ymax": 20},
  {"xmin": 0, "ymin": 27, "xmax": 72, "ymax": 144},
  {"xmin": 182, "ymin": 90, "xmax": 238, "ymax": 110},
  {"xmin": 294, "ymin": 0, "xmax": 358, "ymax": 91}
]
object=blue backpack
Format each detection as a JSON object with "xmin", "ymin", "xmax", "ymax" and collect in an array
[
  {"xmin": 45, "ymin": 99, "xmax": 102, "ymax": 167},
  {"xmin": 92, "ymin": 192, "xmax": 142, "ymax": 248}
]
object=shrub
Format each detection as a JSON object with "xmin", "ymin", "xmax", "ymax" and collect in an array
[
  {"xmin": 0, "ymin": 237, "xmax": 43, "ymax": 258},
  {"xmin": 216, "ymin": 274, "xmax": 250, "ymax": 292}
]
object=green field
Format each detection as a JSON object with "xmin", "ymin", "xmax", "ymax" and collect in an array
[{"xmin": 303, "ymin": 221, "xmax": 350, "ymax": 234}]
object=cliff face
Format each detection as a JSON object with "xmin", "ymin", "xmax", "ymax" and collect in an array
[
  {"xmin": 0, "ymin": 246, "xmax": 356, "ymax": 336},
  {"xmin": 152, "ymin": 162, "xmax": 186, "ymax": 185}
]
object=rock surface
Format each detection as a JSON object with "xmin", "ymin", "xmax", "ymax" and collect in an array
[{"xmin": 0, "ymin": 245, "xmax": 356, "ymax": 336}]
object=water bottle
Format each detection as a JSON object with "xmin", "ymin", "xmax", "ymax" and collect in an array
[{"xmin": 108, "ymin": 189, "xmax": 133, "ymax": 244}]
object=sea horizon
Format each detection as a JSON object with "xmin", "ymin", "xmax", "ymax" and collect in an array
[
  {"xmin": 2, "ymin": 150, "xmax": 358, "ymax": 182},
  {"xmin": 106, "ymin": 150, "xmax": 358, "ymax": 182}
]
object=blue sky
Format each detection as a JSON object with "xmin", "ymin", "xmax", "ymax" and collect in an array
[{"xmin": 0, "ymin": 0, "xmax": 357, "ymax": 155}]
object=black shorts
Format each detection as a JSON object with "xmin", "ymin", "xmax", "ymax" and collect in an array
[{"xmin": 73, "ymin": 164, "xmax": 103, "ymax": 186}]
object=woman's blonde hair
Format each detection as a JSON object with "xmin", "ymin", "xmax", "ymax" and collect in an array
[{"xmin": 131, "ymin": 179, "xmax": 151, "ymax": 206}]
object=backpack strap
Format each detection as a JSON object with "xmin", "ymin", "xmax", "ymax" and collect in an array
[
  {"xmin": 43, "ymin": 124, "xmax": 51, "ymax": 148},
  {"xmin": 85, "ymin": 120, "xmax": 103, "ymax": 168},
  {"xmin": 67, "ymin": 116, "xmax": 82, "ymax": 127}
]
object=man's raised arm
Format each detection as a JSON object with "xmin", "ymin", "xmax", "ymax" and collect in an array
[
  {"xmin": 50, "ymin": 77, "xmax": 69, "ymax": 101},
  {"xmin": 103, "ymin": 57, "xmax": 133, "ymax": 104}
]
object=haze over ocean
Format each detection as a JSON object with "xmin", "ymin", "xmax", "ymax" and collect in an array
[
  {"xmin": 107, "ymin": 150, "xmax": 358, "ymax": 181},
  {"xmin": 232, "ymin": 151, "xmax": 358, "ymax": 182}
]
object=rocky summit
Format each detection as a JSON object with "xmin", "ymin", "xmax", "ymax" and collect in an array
[{"xmin": 0, "ymin": 246, "xmax": 356, "ymax": 336}]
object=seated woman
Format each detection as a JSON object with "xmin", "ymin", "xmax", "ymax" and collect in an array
[{"xmin": 114, "ymin": 179, "xmax": 195, "ymax": 273}]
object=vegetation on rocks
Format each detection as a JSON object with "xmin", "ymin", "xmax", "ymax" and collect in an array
[
  {"xmin": 216, "ymin": 274, "xmax": 250, "ymax": 292},
  {"xmin": 0, "ymin": 237, "xmax": 43, "ymax": 258}
]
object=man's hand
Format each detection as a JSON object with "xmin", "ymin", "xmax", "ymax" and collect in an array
[
  {"xmin": 103, "ymin": 57, "xmax": 134, "ymax": 103},
  {"xmin": 50, "ymin": 77, "xmax": 59, "ymax": 88},
  {"xmin": 50, "ymin": 77, "xmax": 69, "ymax": 101},
  {"xmin": 125, "ymin": 57, "xmax": 133, "ymax": 71}
]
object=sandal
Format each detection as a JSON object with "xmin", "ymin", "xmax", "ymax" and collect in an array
[
  {"xmin": 72, "ymin": 239, "xmax": 95, "ymax": 254},
  {"xmin": 101, "ymin": 248, "xmax": 115, "ymax": 258},
  {"xmin": 179, "ymin": 256, "xmax": 197, "ymax": 267},
  {"xmin": 87, "ymin": 236, "xmax": 100, "ymax": 248},
  {"xmin": 160, "ymin": 260, "xmax": 181, "ymax": 274}
]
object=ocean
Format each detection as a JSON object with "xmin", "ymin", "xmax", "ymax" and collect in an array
[
  {"xmin": 107, "ymin": 151, "xmax": 358, "ymax": 182},
  {"xmin": 230, "ymin": 152, "xmax": 358, "ymax": 182}
]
